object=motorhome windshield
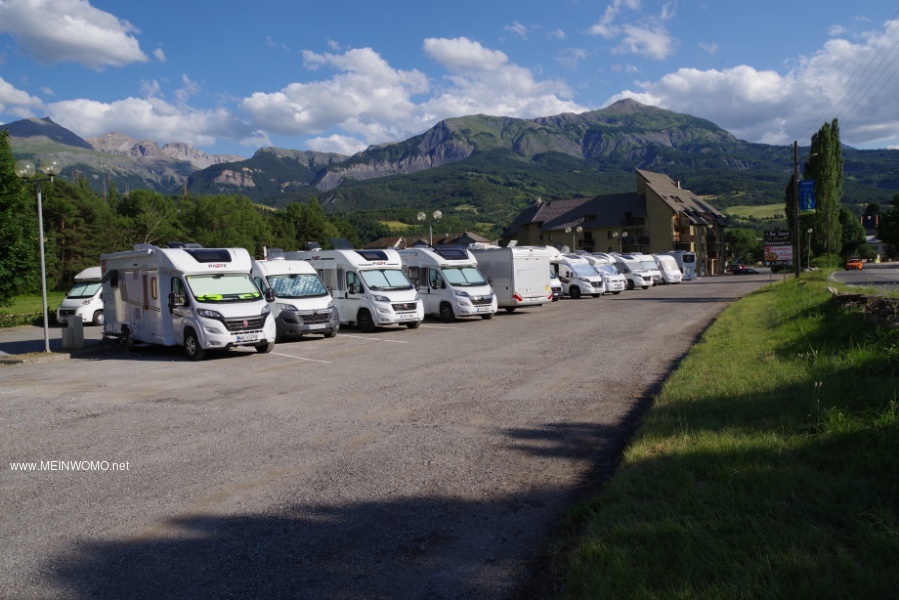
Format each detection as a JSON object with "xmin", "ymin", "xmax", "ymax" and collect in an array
[
  {"xmin": 66, "ymin": 281, "xmax": 101, "ymax": 299},
  {"xmin": 441, "ymin": 266, "xmax": 487, "ymax": 287},
  {"xmin": 682, "ymin": 254, "xmax": 696, "ymax": 263},
  {"xmin": 571, "ymin": 263, "xmax": 597, "ymax": 277},
  {"xmin": 186, "ymin": 273, "xmax": 262, "ymax": 303},
  {"xmin": 639, "ymin": 259, "xmax": 658, "ymax": 271},
  {"xmin": 360, "ymin": 269, "xmax": 413, "ymax": 291},
  {"xmin": 267, "ymin": 273, "xmax": 328, "ymax": 299},
  {"xmin": 596, "ymin": 264, "xmax": 620, "ymax": 275}
]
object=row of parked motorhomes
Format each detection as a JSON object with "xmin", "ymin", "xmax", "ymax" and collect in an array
[{"xmin": 58, "ymin": 242, "xmax": 696, "ymax": 360}]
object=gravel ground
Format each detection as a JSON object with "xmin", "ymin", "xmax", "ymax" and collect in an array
[{"xmin": 0, "ymin": 274, "xmax": 769, "ymax": 599}]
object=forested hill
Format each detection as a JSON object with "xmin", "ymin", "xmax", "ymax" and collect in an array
[{"xmin": 185, "ymin": 99, "xmax": 898, "ymax": 213}]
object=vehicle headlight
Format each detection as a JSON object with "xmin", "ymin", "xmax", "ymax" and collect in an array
[
  {"xmin": 82, "ymin": 299, "xmax": 92, "ymax": 306},
  {"xmin": 261, "ymin": 304, "xmax": 271, "ymax": 316},
  {"xmin": 197, "ymin": 308, "xmax": 224, "ymax": 319},
  {"xmin": 372, "ymin": 294, "xmax": 390, "ymax": 303},
  {"xmin": 276, "ymin": 303, "xmax": 298, "ymax": 311},
  {"xmin": 327, "ymin": 300, "xmax": 335, "ymax": 309},
  {"xmin": 454, "ymin": 290, "xmax": 470, "ymax": 298}
]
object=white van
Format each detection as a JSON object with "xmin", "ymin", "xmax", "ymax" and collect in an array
[
  {"xmin": 665, "ymin": 250, "xmax": 698, "ymax": 280},
  {"xmin": 100, "ymin": 244, "xmax": 277, "ymax": 360},
  {"xmin": 583, "ymin": 255, "xmax": 627, "ymax": 294},
  {"xmin": 469, "ymin": 245, "xmax": 552, "ymax": 312},
  {"xmin": 625, "ymin": 253, "xmax": 662, "ymax": 285},
  {"xmin": 552, "ymin": 254, "xmax": 605, "ymax": 299},
  {"xmin": 281, "ymin": 248, "xmax": 424, "ymax": 332},
  {"xmin": 609, "ymin": 253, "xmax": 653, "ymax": 290},
  {"xmin": 398, "ymin": 246, "xmax": 497, "ymax": 322},
  {"xmin": 652, "ymin": 254, "xmax": 683, "ymax": 284},
  {"xmin": 57, "ymin": 266, "xmax": 104, "ymax": 325},
  {"xmin": 251, "ymin": 258, "xmax": 339, "ymax": 340}
]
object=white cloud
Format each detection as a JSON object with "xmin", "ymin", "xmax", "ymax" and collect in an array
[
  {"xmin": 605, "ymin": 20, "xmax": 899, "ymax": 147},
  {"xmin": 0, "ymin": 75, "xmax": 43, "ymax": 113},
  {"xmin": 505, "ymin": 21, "xmax": 529, "ymax": 39},
  {"xmin": 153, "ymin": 47, "xmax": 166, "ymax": 62},
  {"xmin": 551, "ymin": 29, "xmax": 567, "ymax": 40},
  {"xmin": 557, "ymin": 48, "xmax": 588, "ymax": 70},
  {"xmin": 699, "ymin": 42, "xmax": 718, "ymax": 56},
  {"xmin": 589, "ymin": 0, "xmax": 677, "ymax": 60},
  {"xmin": 306, "ymin": 134, "xmax": 368, "ymax": 155},
  {"xmin": 175, "ymin": 74, "xmax": 201, "ymax": 105},
  {"xmin": 0, "ymin": 0, "xmax": 148, "ymax": 69},
  {"xmin": 47, "ymin": 96, "xmax": 251, "ymax": 147},
  {"xmin": 423, "ymin": 37, "xmax": 509, "ymax": 72}
]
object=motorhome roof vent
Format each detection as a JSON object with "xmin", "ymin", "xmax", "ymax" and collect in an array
[
  {"xmin": 183, "ymin": 248, "xmax": 233, "ymax": 263},
  {"xmin": 433, "ymin": 246, "xmax": 469, "ymax": 261},
  {"xmin": 354, "ymin": 250, "xmax": 389, "ymax": 262},
  {"xmin": 167, "ymin": 241, "xmax": 204, "ymax": 249}
]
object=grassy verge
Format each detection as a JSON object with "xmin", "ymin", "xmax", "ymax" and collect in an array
[
  {"xmin": 562, "ymin": 271, "xmax": 899, "ymax": 598},
  {"xmin": 0, "ymin": 292, "xmax": 67, "ymax": 328}
]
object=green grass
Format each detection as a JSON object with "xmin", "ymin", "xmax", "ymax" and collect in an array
[
  {"xmin": 561, "ymin": 272, "xmax": 899, "ymax": 599},
  {"xmin": 724, "ymin": 203, "xmax": 785, "ymax": 219},
  {"xmin": 1, "ymin": 292, "xmax": 67, "ymax": 327}
]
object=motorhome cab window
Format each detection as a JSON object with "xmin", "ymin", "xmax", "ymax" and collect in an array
[
  {"xmin": 185, "ymin": 273, "xmax": 262, "ymax": 303},
  {"xmin": 66, "ymin": 280, "xmax": 102, "ymax": 298},
  {"xmin": 571, "ymin": 263, "xmax": 598, "ymax": 278},
  {"xmin": 441, "ymin": 266, "xmax": 487, "ymax": 287},
  {"xmin": 267, "ymin": 273, "xmax": 328, "ymax": 299},
  {"xmin": 359, "ymin": 269, "xmax": 413, "ymax": 291}
]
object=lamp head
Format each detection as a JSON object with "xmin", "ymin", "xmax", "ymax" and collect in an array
[
  {"xmin": 417, "ymin": 212, "xmax": 426, "ymax": 222},
  {"xmin": 14, "ymin": 160, "xmax": 36, "ymax": 180},
  {"xmin": 433, "ymin": 210, "xmax": 442, "ymax": 221},
  {"xmin": 40, "ymin": 158, "xmax": 62, "ymax": 178}
]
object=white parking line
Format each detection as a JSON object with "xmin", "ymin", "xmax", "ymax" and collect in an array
[
  {"xmin": 271, "ymin": 352, "xmax": 332, "ymax": 363},
  {"xmin": 339, "ymin": 335, "xmax": 410, "ymax": 344}
]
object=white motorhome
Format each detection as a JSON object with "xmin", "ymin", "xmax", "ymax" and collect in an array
[
  {"xmin": 398, "ymin": 246, "xmax": 497, "ymax": 322},
  {"xmin": 652, "ymin": 254, "xmax": 683, "ymax": 284},
  {"xmin": 665, "ymin": 250, "xmax": 698, "ymax": 280},
  {"xmin": 251, "ymin": 258, "xmax": 339, "ymax": 340},
  {"xmin": 282, "ymin": 248, "xmax": 424, "ymax": 332},
  {"xmin": 609, "ymin": 253, "xmax": 653, "ymax": 290},
  {"xmin": 583, "ymin": 254, "xmax": 627, "ymax": 294},
  {"xmin": 100, "ymin": 244, "xmax": 277, "ymax": 360},
  {"xmin": 57, "ymin": 266, "xmax": 104, "ymax": 325},
  {"xmin": 625, "ymin": 253, "xmax": 662, "ymax": 285},
  {"xmin": 552, "ymin": 253, "xmax": 605, "ymax": 299},
  {"xmin": 469, "ymin": 245, "xmax": 552, "ymax": 312}
]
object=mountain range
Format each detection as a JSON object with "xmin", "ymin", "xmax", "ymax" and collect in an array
[{"xmin": 6, "ymin": 101, "xmax": 898, "ymax": 219}]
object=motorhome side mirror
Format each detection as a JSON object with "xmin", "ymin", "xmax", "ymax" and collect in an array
[
  {"xmin": 414, "ymin": 282, "xmax": 420, "ymax": 291},
  {"xmin": 167, "ymin": 292, "xmax": 185, "ymax": 312},
  {"xmin": 265, "ymin": 288, "xmax": 275, "ymax": 302},
  {"xmin": 487, "ymin": 277, "xmax": 493, "ymax": 286}
]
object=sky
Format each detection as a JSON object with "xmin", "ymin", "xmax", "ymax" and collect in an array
[{"xmin": 1, "ymin": 0, "xmax": 898, "ymax": 159}]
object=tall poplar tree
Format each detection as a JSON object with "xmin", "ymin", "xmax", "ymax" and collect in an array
[
  {"xmin": 805, "ymin": 120, "xmax": 844, "ymax": 257},
  {"xmin": 0, "ymin": 130, "xmax": 39, "ymax": 305}
]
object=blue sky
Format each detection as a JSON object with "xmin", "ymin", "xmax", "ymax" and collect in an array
[{"xmin": 1, "ymin": 0, "xmax": 898, "ymax": 158}]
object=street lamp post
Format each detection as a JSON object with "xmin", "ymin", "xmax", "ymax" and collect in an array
[
  {"xmin": 807, "ymin": 228, "xmax": 813, "ymax": 269},
  {"xmin": 15, "ymin": 158, "xmax": 62, "ymax": 353},
  {"xmin": 417, "ymin": 210, "xmax": 443, "ymax": 247},
  {"xmin": 564, "ymin": 226, "xmax": 583, "ymax": 252}
]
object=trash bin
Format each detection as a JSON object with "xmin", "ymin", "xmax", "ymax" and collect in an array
[{"xmin": 62, "ymin": 316, "xmax": 84, "ymax": 349}]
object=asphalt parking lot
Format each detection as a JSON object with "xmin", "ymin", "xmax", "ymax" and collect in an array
[{"xmin": 1, "ymin": 274, "xmax": 770, "ymax": 599}]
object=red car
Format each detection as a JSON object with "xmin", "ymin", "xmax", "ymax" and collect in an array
[{"xmin": 845, "ymin": 258, "xmax": 863, "ymax": 271}]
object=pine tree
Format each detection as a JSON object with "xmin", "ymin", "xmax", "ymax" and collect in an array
[{"xmin": 805, "ymin": 120, "xmax": 844, "ymax": 257}]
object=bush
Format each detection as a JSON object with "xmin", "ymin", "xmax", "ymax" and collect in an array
[{"xmin": 810, "ymin": 253, "xmax": 842, "ymax": 269}]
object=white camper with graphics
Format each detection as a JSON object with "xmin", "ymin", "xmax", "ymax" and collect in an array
[
  {"xmin": 652, "ymin": 253, "xmax": 683, "ymax": 284},
  {"xmin": 398, "ymin": 246, "xmax": 497, "ymax": 322},
  {"xmin": 100, "ymin": 243, "xmax": 276, "ymax": 360},
  {"xmin": 281, "ymin": 248, "xmax": 424, "ymax": 332},
  {"xmin": 665, "ymin": 250, "xmax": 698, "ymax": 280},
  {"xmin": 56, "ymin": 266, "xmax": 104, "ymax": 325},
  {"xmin": 551, "ymin": 253, "xmax": 605, "ymax": 299},
  {"xmin": 469, "ymin": 245, "xmax": 552, "ymax": 312},
  {"xmin": 251, "ymin": 258, "xmax": 339, "ymax": 340},
  {"xmin": 609, "ymin": 253, "xmax": 653, "ymax": 290}
]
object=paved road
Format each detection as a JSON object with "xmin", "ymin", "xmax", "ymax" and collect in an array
[
  {"xmin": 0, "ymin": 274, "xmax": 769, "ymax": 600},
  {"xmin": 829, "ymin": 261, "xmax": 899, "ymax": 292}
]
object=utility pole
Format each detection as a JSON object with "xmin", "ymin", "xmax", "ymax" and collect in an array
[{"xmin": 793, "ymin": 141, "xmax": 801, "ymax": 278}]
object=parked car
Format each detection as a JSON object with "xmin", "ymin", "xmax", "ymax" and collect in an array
[
  {"xmin": 845, "ymin": 258, "xmax": 863, "ymax": 271},
  {"xmin": 731, "ymin": 266, "xmax": 761, "ymax": 275}
]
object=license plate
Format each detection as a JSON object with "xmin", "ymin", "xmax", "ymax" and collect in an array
[
  {"xmin": 476, "ymin": 306, "xmax": 491, "ymax": 312},
  {"xmin": 235, "ymin": 333, "xmax": 259, "ymax": 342},
  {"xmin": 398, "ymin": 313, "xmax": 416, "ymax": 321},
  {"xmin": 308, "ymin": 323, "xmax": 326, "ymax": 330}
]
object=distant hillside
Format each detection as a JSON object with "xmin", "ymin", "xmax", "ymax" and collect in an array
[{"xmin": 6, "ymin": 105, "xmax": 898, "ymax": 225}]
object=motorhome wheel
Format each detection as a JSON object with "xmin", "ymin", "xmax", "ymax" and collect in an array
[
  {"xmin": 183, "ymin": 330, "xmax": 206, "ymax": 361},
  {"xmin": 569, "ymin": 287, "xmax": 581, "ymax": 299},
  {"xmin": 357, "ymin": 309, "xmax": 376, "ymax": 333},
  {"xmin": 92, "ymin": 310, "xmax": 104, "ymax": 326},
  {"xmin": 255, "ymin": 341, "xmax": 275, "ymax": 353},
  {"xmin": 406, "ymin": 321, "xmax": 421, "ymax": 329},
  {"xmin": 324, "ymin": 328, "xmax": 337, "ymax": 338},
  {"xmin": 439, "ymin": 302, "xmax": 455, "ymax": 323},
  {"xmin": 481, "ymin": 313, "xmax": 494, "ymax": 320}
]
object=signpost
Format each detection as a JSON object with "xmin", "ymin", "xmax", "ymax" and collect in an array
[{"xmin": 764, "ymin": 230, "xmax": 793, "ymax": 269}]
